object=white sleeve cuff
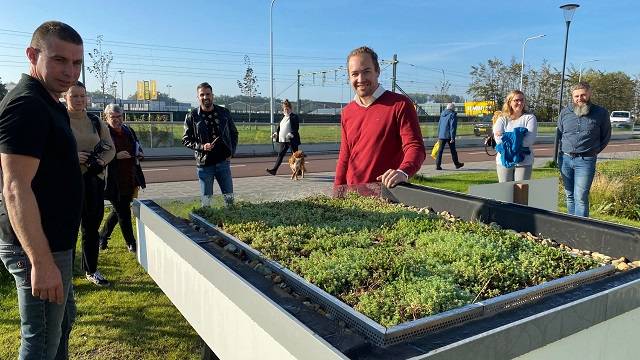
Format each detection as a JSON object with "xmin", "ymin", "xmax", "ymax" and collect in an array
[{"xmin": 397, "ymin": 169, "xmax": 409, "ymax": 179}]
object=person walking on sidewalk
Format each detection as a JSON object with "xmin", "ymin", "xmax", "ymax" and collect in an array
[
  {"xmin": 266, "ymin": 99, "xmax": 301, "ymax": 175},
  {"xmin": 65, "ymin": 81, "xmax": 115, "ymax": 287},
  {"xmin": 435, "ymin": 103, "xmax": 464, "ymax": 170},
  {"xmin": 182, "ymin": 82, "xmax": 238, "ymax": 206},
  {"xmin": 558, "ymin": 82, "xmax": 611, "ymax": 217},
  {"xmin": 493, "ymin": 90, "xmax": 537, "ymax": 183},
  {"xmin": 335, "ymin": 46, "xmax": 425, "ymax": 189},
  {"xmin": 99, "ymin": 104, "xmax": 146, "ymax": 253},
  {"xmin": 0, "ymin": 20, "xmax": 83, "ymax": 359}
]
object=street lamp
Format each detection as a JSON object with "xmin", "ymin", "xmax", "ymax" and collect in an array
[
  {"xmin": 578, "ymin": 59, "xmax": 599, "ymax": 82},
  {"xmin": 553, "ymin": 3, "xmax": 580, "ymax": 165},
  {"xmin": 117, "ymin": 70, "xmax": 125, "ymax": 106},
  {"xmin": 269, "ymin": 0, "xmax": 277, "ymax": 138},
  {"xmin": 166, "ymin": 84, "xmax": 172, "ymax": 110},
  {"xmin": 519, "ymin": 34, "xmax": 546, "ymax": 91}
]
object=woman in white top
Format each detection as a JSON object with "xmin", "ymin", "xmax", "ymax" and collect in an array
[
  {"xmin": 492, "ymin": 90, "xmax": 537, "ymax": 182},
  {"xmin": 266, "ymin": 99, "xmax": 301, "ymax": 175}
]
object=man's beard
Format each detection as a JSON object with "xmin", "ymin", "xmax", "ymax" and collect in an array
[{"xmin": 573, "ymin": 102, "xmax": 591, "ymax": 117}]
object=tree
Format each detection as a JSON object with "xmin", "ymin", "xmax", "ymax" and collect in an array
[
  {"xmin": 468, "ymin": 57, "xmax": 522, "ymax": 110},
  {"xmin": 0, "ymin": 77, "xmax": 7, "ymax": 101},
  {"xmin": 87, "ymin": 35, "xmax": 116, "ymax": 108},
  {"xmin": 237, "ymin": 55, "xmax": 260, "ymax": 124}
]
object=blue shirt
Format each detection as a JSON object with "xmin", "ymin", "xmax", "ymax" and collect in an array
[{"xmin": 558, "ymin": 104, "xmax": 611, "ymax": 155}]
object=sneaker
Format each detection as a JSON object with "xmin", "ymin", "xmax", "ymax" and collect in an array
[
  {"xmin": 127, "ymin": 244, "xmax": 137, "ymax": 253},
  {"xmin": 435, "ymin": 167, "xmax": 443, "ymax": 170},
  {"xmin": 86, "ymin": 271, "xmax": 110, "ymax": 287},
  {"xmin": 265, "ymin": 168, "xmax": 276, "ymax": 176},
  {"xmin": 455, "ymin": 163, "xmax": 465, "ymax": 169}
]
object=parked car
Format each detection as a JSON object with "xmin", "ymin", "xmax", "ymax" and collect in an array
[
  {"xmin": 610, "ymin": 110, "xmax": 634, "ymax": 128},
  {"xmin": 473, "ymin": 114, "xmax": 494, "ymax": 136}
]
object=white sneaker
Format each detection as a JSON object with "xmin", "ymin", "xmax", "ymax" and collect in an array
[{"xmin": 86, "ymin": 271, "xmax": 111, "ymax": 287}]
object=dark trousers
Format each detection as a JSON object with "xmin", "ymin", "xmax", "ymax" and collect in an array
[
  {"xmin": 100, "ymin": 195, "xmax": 136, "ymax": 248},
  {"xmin": 435, "ymin": 138, "xmax": 461, "ymax": 167},
  {"xmin": 80, "ymin": 173, "xmax": 105, "ymax": 274},
  {"xmin": 270, "ymin": 142, "xmax": 298, "ymax": 171}
]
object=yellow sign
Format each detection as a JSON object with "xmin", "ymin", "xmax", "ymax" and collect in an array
[
  {"xmin": 150, "ymin": 80, "xmax": 157, "ymax": 100},
  {"xmin": 464, "ymin": 101, "xmax": 495, "ymax": 116},
  {"xmin": 136, "ymin": 81, "xmax": 144, "ymax": 100},
  {"xmin": 136, "ymin": 80, "xmax": 158, "ymax": 100}
]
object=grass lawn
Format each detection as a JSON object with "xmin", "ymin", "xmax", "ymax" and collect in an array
[
  {"xmin": 0, "ymin": 200, "xmax": 203, "ymax": 360},
  {"xmin": 126, "ymin": 121, "xmax": 577, "ymax": 148},
  {"xmin": 411, "ymin": 167, "xmax": 640, "ymax": 228}
]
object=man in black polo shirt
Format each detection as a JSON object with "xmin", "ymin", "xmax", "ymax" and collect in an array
[{"xmin": 0, "ymin": 21, "xmax": 83, "ymax": 359}]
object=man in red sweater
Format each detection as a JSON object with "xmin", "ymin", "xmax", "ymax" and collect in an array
[{"xmin": 335, "ymin": 46, "xmax": 426, "ymax": 188}]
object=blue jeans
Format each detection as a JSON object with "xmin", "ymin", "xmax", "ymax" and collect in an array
[
  {"xmin": 560, "ymin": 153, "xmax": 597, "ymax": 217},
  {"xmin": 196, "ymin": 160, "xmax": 234, "ymax": 205},
  {"xmin": 0, "ymin": 241, "xmax": 75, "ymax": 360}
]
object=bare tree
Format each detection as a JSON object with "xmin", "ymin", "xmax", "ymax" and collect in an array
[
  {"xmin": 237, "ymin": 55, "xmax": 260, "ymax": 126},
  {"xmin": 0, "ymin": 77, "xmax": 7, "ymax": 101},
  {"xmin": 87, "ymin": 35, "xmax": 116, "ymax": 109}
]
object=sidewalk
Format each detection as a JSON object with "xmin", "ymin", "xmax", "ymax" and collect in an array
[{"xmin": 137, "ymin": 150, "xmax": 640, "ymax": 203}]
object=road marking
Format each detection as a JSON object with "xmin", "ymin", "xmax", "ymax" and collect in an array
[
  {"xmin": 230, "ymin": 164, "xmax": 246, "ymax": 168},
  {"xmin": 142, "ymin": 168, "xmax": 169, "ymax": 172}
]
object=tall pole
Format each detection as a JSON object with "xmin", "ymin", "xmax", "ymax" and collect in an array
[
  {"xmin": 166, "ymin": 84, "xmax": 172, "ymax": 110},
  {"xmin": 269, "ymin": 0, "xmax": 277, "ymax": 137},
  {"xmin": 579, "ymin": 59, "xmax": 598, "ymax": 82},
  {"xmin": 117, "ymin": 70, "xmax": 125, "ymax": 106},
  {"xmin": 553, "ymin": 21, "xmax": 572, "ymax": 164},
  {"xmin": 296, "ymin": 69, "xmax": 301, "ymax": 115},
  {"xmin": 520, "ymin": 34, "xmax": 546, "ymax": 91},
  {"xmin": 391, "ymin": 54, "xmax": 397, "ymax": 92}
]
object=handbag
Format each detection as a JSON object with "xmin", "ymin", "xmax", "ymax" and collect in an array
[{"xmin": 430, "ymin": 140, "xmax": 441, "ymax": 159}]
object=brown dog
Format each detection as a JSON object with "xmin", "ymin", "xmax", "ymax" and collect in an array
[{"xmin": 288, "ymin": 150, "xmax": 306, "ymax": 180}]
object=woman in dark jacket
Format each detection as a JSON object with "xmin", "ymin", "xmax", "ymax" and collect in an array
[
  {"xmin": 266, "ymin": 99, "xmax": 301, "ymax": 175},
  {"xmin": 99, "ymin": 104, "xmax": 146, "ymax": 253}
]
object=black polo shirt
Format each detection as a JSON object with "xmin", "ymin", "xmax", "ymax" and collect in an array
[{"xmin": 0, "ymin": 74, "xmax": 83, "ymax": 252}]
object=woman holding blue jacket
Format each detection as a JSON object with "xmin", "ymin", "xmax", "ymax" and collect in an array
[{"xmin": 492, "ymin": 90, "xmax": 537, "ymax": 182}]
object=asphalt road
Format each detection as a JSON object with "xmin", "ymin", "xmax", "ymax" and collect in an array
[{"xmin": 140, "ymin": 138, "xmax": 640, "ymax": 184}]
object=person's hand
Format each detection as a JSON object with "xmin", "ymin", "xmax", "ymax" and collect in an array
[
  {"xmin": 495, "ymin": 131, "xmax": 503, "ymax": 137},
  {"xmin": 78, "ymin": 151, "xmax": 89, "ymax": 164},
  {"xmin": 31, "ymin": 258, "xmax": 64, "ymax": 304},
  {"xmin": 96, "ymin": 158, "xmax": 105, "ymax": 166},
  {"xmin": 116, "ymin": 151, "xmax": 132, "ymax": 159},
  {"xmin": 376, "ymin": 169, "xmax": 408, "ymax": 188},
  {"xmin": 271, "ymin": 132, "xmax": 277, "ymax": 141},
  {"xmin": 202, "ymin": 143, "xmax": 212, "ymax": 151},
  {"xmin": 286, "ymin": 132, "xmax": 294, "ymax": 139},
  {"xmin": 450, "ymin": 139, "xmax": 455, "ymax": 144}
]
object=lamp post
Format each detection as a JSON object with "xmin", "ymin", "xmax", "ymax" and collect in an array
[
  {"xmin": 117, "ymin": 70, "xmax": 125, "ymax": 106},
  {"xmin": 519, "ymin": 34, "xmax": 546, "ymax": 91},
  {"xmin": 579, "ymin": 59, "xmax": 599, "ymax": 82},
  {"xmin": 553, "ymin": 3, "xmax": 580, "ymax": 165},
  {"xmin": 269, "ymin": 0, "xmax": 277, "ymax": 138},
  {"xmin": 166, "ymin": 84, "xmax": 172, "ymax": 110}
]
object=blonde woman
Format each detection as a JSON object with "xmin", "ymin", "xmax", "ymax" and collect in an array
[{"xmin": 492, "ymin": 90, "xmax": 537, "ymax": 182}]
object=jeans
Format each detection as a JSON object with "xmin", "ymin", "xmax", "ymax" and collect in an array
[
  {"xmin": 197, "ymin": 160, "xmax": 234, "ymax": 206},
  {"xmin": 0, "ymin": 241, "xmax": 74, "ymax": 360},
  {"xmin": 496, "ymin": 164, "xmax": 532, "ymax": 183},
  {"xmin": 435, "ymin": 139, "xmax": 461, "ymax": 168},
  {"xmin": 270, "ymin": 143, "xmax": 298, "ymax": 172},
  {"xmin": 80, "ymin": 173, "xmax": 105, "ymax": 274},
  {"xmin": 100, "ymin": 195, "xmax": 136, "ymax": 248},
  {"xmin": 560, "ymin": 153, "xmax": 597, "ymax": 217}
]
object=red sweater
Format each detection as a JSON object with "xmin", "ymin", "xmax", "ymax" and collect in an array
[{"xmin": 334, "ymin": 91, "xmax": 426, "ymax": 185}]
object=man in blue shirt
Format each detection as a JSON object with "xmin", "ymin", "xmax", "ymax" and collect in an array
[{"xmin": 558, "ymin": 82, "xmax": 611, "ymax": 217}]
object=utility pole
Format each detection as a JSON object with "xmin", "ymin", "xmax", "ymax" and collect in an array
[
  {"xmin": 297, "ymin": 69, "xmax": 301, "ymax": 114},
  {"xmin": 117, "ymin": 70, "xmax": 125, "ymax": 106},
  {"xmin": 391, "ymin": 54, "xmax": 398, "ymax": 92}
]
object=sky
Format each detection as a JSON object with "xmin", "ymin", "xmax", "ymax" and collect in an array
[{"xmin": 1, "ymin": 0, "xmax": 639, "ymax": 107}]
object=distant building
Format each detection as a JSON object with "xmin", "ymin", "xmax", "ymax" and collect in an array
[
  {"xmin": 418, "ymin": 102, "xmax": 465, "ymax": 116},
  {"xmin": 88, "ymin": 98, "xmax": 191, "ymax": 112}
]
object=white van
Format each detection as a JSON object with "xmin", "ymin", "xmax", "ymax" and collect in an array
[{"xmin": 610, "ymin": 111, "xmax": 634, "ymax": 128}]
